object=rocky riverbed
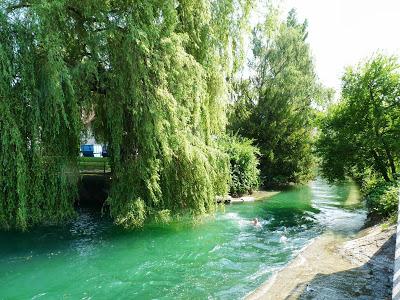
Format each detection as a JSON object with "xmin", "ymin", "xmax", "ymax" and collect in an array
[{"xmin": 246, "ymin": 224, "xmax": 396, "ymax": 300}]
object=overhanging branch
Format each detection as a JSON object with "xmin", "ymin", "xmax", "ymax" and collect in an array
[{"xmin": 6, "ymin": 2, "xmax": 31, "ymax": 13}]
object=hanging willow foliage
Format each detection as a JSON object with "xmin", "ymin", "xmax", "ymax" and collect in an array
[
  {"xmin": 0, "ymin": 2, "xmax": 81, "ymax": 230},
  {"xmin": 102, "ymin": 0, "xmax": 252, "ymax": 228},
  {"xmin": 0, "ymin": 0, "xmax": 251, "ymax": 230}
]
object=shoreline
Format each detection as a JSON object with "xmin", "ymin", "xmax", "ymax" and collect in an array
[
  {"xmin": 246, "ymin": 224, "xmax": 396, "ymax": 300},
  {"xmin": 219, "ymin": 190, "xmax": 280, "ymax": 204}
]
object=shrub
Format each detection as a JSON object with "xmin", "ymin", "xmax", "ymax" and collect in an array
[
  {"xmin": 364, "ymin": 181, "xmax": 399, "ymax": 220},
  {"xmin": 219, "ymin": 136, "xmax": 260, "ymax": 197}
]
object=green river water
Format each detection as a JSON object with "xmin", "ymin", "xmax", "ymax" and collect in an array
[{"xmin": 0, "ymin": 178, "xmax": 366, "ymax": 299}]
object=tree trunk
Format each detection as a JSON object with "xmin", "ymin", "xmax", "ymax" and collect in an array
[
  {"xmin": 382, "ymin": 141, "xmax": 397, "ymax": 179},
  {"xmin": 371, "ymin": 150, "xmax": 391, "ymax": 182}
]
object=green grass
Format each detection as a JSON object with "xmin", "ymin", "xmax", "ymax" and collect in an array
[
  {"xmin": 79, "ymin": 157, "xmax": 109, "ymax": 162},
  {"xmin": 78, "ymin": 157, "xmax": 110, "ymax": 173}
]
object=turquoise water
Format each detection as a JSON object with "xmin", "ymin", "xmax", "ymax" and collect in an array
[{"xmin": 0, "ymin": 179, "xmax": 365, "ymax": 299}]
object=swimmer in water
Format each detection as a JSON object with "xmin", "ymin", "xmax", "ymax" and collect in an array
[
  {"xmin": 252, "ymin": 218, "xmax": 260, "ymax": 226},
  {"xmin": 280, "ymin": 235, "xmax": 288, "ymax": 243}
]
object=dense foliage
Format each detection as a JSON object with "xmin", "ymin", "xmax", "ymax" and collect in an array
[
  {"xmin": 8, "ymin": 1, "xmax": 394, "ymax": 230},
  {"xmin": 219, "ymin": 136, "xmax": 260, "ymax": 196},
  {"xmin": 0, "ymin": 2, "xmax": 81, "ymax": 230},
  {"xmin": 364, "ymin": 180, "xmax": 399, "ymax": 221},
  {"xmin": 316, "ymin": 54, "xmax": 400, "ymax": 221},
  {"xmin": 228, "ymin": 9, "xmax": 322, "ymax": 186},
  {"xmin": 0, "ymin": 0, "xmax": 252, "ymax": 230},
  {"xmin": 316, "ymin": 55, "xmax": 400, "ymax": 183}
]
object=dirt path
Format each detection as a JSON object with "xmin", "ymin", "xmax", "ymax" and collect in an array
[{"xmin": 246, "ymin": 225, "xmax": 395, "ymax": 300}]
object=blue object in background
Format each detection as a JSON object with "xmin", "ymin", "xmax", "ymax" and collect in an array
[
  {"xmin": 80, "ymin": 144, "xmax": 103, "ymax": 157},
  {"xmin": 81, "ymin": 144, "xmax": 94, "ymax": 157}
]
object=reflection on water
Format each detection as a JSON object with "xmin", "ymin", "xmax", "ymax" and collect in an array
[{"xmin": 0, "ymin": 178, "xmax": 365, "ymax": 300}]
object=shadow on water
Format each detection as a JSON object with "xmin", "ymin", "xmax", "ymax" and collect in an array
[
  {"xmin": 0, "ymin": 209, "xmax": 109, "ymax": 258},
  {"xmin": 258, "ymin": 186, "xmax": 320, "ymax": 230},
  {"xmin": 0, "ymin": 208, "xmax": 187, "ymax": 259},
  {"xmin": 77, "ymin": 174, "xmax": 110, "ymax": 208},
  {"xmin": 288, "ymin": 233, "xmax": 395, "ymax": 300}
]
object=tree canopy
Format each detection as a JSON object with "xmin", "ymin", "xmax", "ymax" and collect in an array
[
  {"xmin": 316, "ymin": 54, "xmax": 400, "ymax": 184},
  {"xmin": 229, "ymin": 9, "xmax": 323, "ymax": 186},
  {"xmin": 0, "ymin": 0, "xmax": 252, "ymax": 230}
]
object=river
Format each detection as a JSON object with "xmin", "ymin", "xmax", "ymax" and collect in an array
[{"xmin": 0, "ymin": 178, "xmax": 366, "ymax": 299}]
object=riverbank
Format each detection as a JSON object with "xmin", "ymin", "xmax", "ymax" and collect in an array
[
  {"xmin": 219, "ymin": 190, "xmax": 280, "ymax": 204},
  {"xmin": 246, "ymin": 224, "xmax": 395, "ymax": 299}
]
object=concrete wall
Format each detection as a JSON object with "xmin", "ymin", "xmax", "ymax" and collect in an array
[{"xmin": 393, "ymin": 188, "xmax": 400, "ymax": 300}]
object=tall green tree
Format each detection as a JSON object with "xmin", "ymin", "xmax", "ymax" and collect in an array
[
  {"xmin": 98, "ymin": 0, "xmax": 253, "ymax": 228},
  {"xmin": 229, "ymin": 9, "xmax": 321, "ymax": 186},
  {"xmin": 0, "ymin": 0, "xmax": 252, "ymax": 230},
  {"xmin": 316, "ymin": 54, "xmax": 400, "ymax": 183}
]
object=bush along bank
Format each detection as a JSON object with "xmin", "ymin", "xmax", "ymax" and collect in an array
[
  {"xmin": 362, "ymin": 179, "xmax": 399, "ymax": 224},
  {"xmin": 219, "ymin": 135, "xmax": 261, "ymax": 197}
]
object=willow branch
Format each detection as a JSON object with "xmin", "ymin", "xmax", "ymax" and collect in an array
[{"xmin": 6, "ymin": 2, "xmax": 31, "ymax": 13}]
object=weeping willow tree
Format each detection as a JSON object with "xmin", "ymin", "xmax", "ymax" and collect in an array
[
  {"xmin": 0, "ymin": 0, "xmax": 251, "ymax": 230},
  {"xmin": 100, "ymin": 0, "xmax": 252, "ymax": 227},
  {"xmin": 0, "ymin": 2, "xmax": 81, "ymax": 230}
]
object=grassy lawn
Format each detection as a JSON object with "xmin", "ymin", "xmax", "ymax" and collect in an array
[{"xmin": 78, "ymin": 157, "xmax": 111, "ymax": 173}]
